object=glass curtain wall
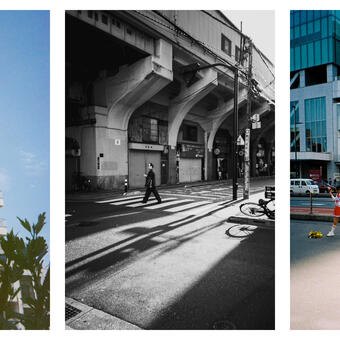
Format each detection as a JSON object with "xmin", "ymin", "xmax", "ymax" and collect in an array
[
  {"xmin": 290, "ymin": 10, "xmax": 340, "ymax": 71},
  {"xmin": 305, "ymin": 97, "xmax": 327, "ymax": 152}
]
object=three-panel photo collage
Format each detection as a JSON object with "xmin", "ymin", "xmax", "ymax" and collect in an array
[{"xmin": 0, "ymin": 4, "xmax": 339, "ymax": 337}]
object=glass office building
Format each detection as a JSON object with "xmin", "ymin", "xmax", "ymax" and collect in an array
[
  {"xmin": 291, "ymin": 10, "xmax": 340, "ymax": 72},
  {"xmin": 290, "ymin": 10, "xmax": 340, "ymax": 181}
]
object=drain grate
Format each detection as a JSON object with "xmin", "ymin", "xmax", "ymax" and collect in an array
[
  {"xmin": 212, "ymin": 320, "xmax": 236, "ymax": 330},
  {"xmin": 65, "ymin": 303, "xmax": 82, "ymax": 321}
]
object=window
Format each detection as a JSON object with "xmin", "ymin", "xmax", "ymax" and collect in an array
[
  {"xmin": 143, "ymin": 118, "xmax": 158, "ymax": 143},
  {"xmin": 337, "ymin": 104, "xmax": 340, "ymax": 130},
  {"xmin": 87, "ymin": 10, "xmax": 93, "ymax": 19},
  {"xmin": 295, "ymin": 180, "xmax": 300, "ymax": 185},
  {"xmin": 182, "ymin": 124, "xmax": 198, "ymax": 142},
  {"xmin": 305, "ymin": 97, "xmax": 327, "ymax": 152},
  {"xmin": 290, "ymin": 101, "xmax": 300, "ymax": 152},
  {"xmin": 221, "ymin": 34, "xmax": 232, "ymax": 56},
  {"xmin": 302, "ymin": 181, "xmax": 307, "ymax": 186},
  {"xmin": 102, "ymin": 14, "xmax": 108, "ymax": 25}
]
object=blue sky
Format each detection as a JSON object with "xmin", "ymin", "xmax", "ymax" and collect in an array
[{"xmin": 0, "ymin": 11, "xmax": 50, "ymax": 258}]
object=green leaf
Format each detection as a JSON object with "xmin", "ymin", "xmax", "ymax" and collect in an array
[
  {"xmin": 35, "ymin": 213, "xmax": 46, "ymax": 235},
  {"xmin": 17, "ymin": 217, "xmax": 31, "ymax": 234}
]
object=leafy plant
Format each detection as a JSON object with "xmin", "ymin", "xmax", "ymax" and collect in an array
[{"xmin": 0, "ymin": 213, "xmax": 49, "ymax": 330}]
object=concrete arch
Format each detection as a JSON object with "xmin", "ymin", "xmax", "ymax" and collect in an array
[
  {"xmin": 93, "ymin": 39, "xmax": 173, "ymax": 131},
  {"xmin": 207, "ymin": 88, "xmax": 248, "ymax": 151},
  {"xmin": 168, "ymin": 67, "xmax": 218, "ymax": 147}
]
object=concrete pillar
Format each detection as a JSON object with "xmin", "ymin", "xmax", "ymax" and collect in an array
[
  {"xmin": 88, "ymin": 39, "xmax": 173, "ymax": 189},
  {"xmin": 206, "ymin": 150, "xmax": 214, "ymax": 180},
  {"xmin": 167, "ymin": 68, "xmax": 217, "ymax": 184},
  {"xmin": 327, "ymin": 161, "xmax": 338, "ymax": 181},
  {"xmin": 299, "ymin": 70, "xmax": 305, "ymax": 88},
  {"xmin": 168, "ymin": 147, "xmax": 177, "ymax": 184},
  {"xmin": 327, "ymin": 64, "xmax": 337, "ymax": 83}
]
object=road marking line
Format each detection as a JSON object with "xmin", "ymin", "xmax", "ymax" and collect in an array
[
  {"xmin": 165, "ymin": 200, "xmax": 211, "ymax": 212},
  {"xmin": 95, "ymin": 195, "xmax": 143, "ymax": 204},
  {"xmin": 127, "ymin": 197, "xmax": 176, "ymax": 208},
  {"xmin": 179, "ymin": 201, "xmax": 226, "ymax": 216},
  {"xmin": 161, "ymin": 192, "xmax": 224, "ymax": 200},
  {"xmin": 111, "ymin": 197, "xmax": 156, "ymax": 206},
  {"xmin": 145, "ymin": 199, "xmax": 193, "ymax": 210}
]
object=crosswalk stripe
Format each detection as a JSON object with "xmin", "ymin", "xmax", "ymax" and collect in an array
[
  {"xmin": 111, "ymin": 197, "xmax": 155, "ymax": 206},
  {"xmin": 96, "ymin": 195, "xmax": 143, "ymax": 204},
  {"xmin": 127, "ymin": 197, "xmax": 176, "ymax": 208},
  {"xmin": 181, "ymin": 201, "xmax": 225, "ymax": 215},
  {"xmin": 165, "ymin": 200, "xmax": 211, "ymax": 212},
  {"xmin": 144, "ymin": 199, "xmax": 193, "ymax": 210}
]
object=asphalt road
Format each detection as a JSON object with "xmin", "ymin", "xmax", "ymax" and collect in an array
[
  {"xmin": 291, "ymin": 196, "xmax": 334, "ymax": 209},
  {"xmin": 66, "ymin": 181, "xmax": 275, "ymax": 330},
  {"xmin": 291, "ymin": 219, "xmax": 340, "ymax": 329}
]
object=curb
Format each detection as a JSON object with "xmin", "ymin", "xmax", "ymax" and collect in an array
[
  {"xmin": 65, "ymin": 297, "xmax": 141, "ymax": 330},
  {"xmin": 291, "ymin": 214, "xmax": 334, "ymax": 222},
  {"xmin": 227, "ymin": 216, "xmax": 275, "ymax": 227}
]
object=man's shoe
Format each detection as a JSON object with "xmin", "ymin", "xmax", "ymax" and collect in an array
[
  {"xmin": 327, "ymin": 229, "xmax": 335, "ymax": 237},
  {"xmin": 157, "ymin": 201, "xmax": 162, "ymax": 204},
  {"xmin": 141, "ymin": 201, "xmax": 147, "ymax": 204}
]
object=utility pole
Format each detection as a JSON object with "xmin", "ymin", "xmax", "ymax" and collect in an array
[
  {"xmin": 244, "ymin": 38, "xmax": 253, "ymax": 199},
  {"xmin": 232, "ymin": 68, "xmax": 239, "ymax": 200},
  {"xmin": 180, "ymin": 61, "xmax": 241, "ymax": 200}
]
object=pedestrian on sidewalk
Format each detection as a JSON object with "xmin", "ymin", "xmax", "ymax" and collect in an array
[
  {"xmin": 142, "ymin": 163, "xmax": 162, "ymax": 204},
  {"xmin": 327, "ymin": 186, "xmax": 340, "ymax": 236}
]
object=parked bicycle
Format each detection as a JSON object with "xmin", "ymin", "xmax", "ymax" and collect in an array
[{"xmin": 239, "ymin": 198, "xmax": 275, "ymax": 220}]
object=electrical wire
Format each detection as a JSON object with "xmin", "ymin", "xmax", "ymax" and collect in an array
[{"xmin": 133, "ymin": 10, "xmax": 274, "ymax": 103}]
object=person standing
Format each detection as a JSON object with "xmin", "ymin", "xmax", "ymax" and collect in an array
[
  {"xmin": 327, "ymin": 186, "xmax": 340, "ymax": 236},
  {"xmin": 142, "ymin": 163, "xmax": 162, "ymax": 204}
]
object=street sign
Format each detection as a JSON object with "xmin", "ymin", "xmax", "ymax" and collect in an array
[
  {"xmin": 244, "ymin": 129, "xmax": 250, "ymax": 162},
  {"xmin": 251, "ymin": 113, "xmax": 260, "ymax": 122},
  {"xmin": 252, "ymin": 121, "xmax": 261, "ymax": 129},
  {"xmin": 237, "ymin": 135, "xmax": 245, "ymax": 146}
]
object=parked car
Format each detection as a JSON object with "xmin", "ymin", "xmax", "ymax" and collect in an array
[
  {"xmin": 290, "ymin": 178, "xmax": 319, "ymax": 195},
  {"xmin": 315, "ymin": 181, "xmax": 335, "ymax": 193}
]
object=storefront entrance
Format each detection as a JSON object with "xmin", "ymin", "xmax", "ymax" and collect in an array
[{"xmin": 128, "ymin": 150, "xmax": 161, "ymax": 188}]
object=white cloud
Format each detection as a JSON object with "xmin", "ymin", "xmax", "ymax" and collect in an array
[{"xmin": 19, "ymin": 150, "xmax": 47, "ymax": 176}]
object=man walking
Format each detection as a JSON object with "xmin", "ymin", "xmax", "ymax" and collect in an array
[{"xmin": 142, "ymin": 163, "xmax": 162, "ymax": 204}]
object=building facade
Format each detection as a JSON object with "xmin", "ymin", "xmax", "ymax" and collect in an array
[
  {"xmin": 66, "ymin": 10, "xmax": 275, "ymax": 191},
  {"xmin": 290, "ymin": 10, "xmax": 340, "ymax": 181}
]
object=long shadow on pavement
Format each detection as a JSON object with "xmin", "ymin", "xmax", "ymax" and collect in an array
[
  {"xmin": 145, "ymin": 227, "xmax": 275, "ymax": 330},
  {"xmin": 66, "ymin": 214, "xmax": 225, "ymax": 294},
  {"xmin": 66, "ymin": 199, "xmax": 236, "ymax": 242}
]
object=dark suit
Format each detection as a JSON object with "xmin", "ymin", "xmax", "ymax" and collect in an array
[{"xmin": 142, "ymin": 169, "xmax": 161, "ymax": 203}]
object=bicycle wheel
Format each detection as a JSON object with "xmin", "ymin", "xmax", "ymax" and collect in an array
[
  {"xmin": 265, "ymin": 199, "xmax": 275, "ymax": 219},
  {"xmin": 225, "ymin": 224, "xmax": 258, "ymax": 238},
  {"xmin": 239, "ymin": 203, "xmax": 266, "ymax": 217}
]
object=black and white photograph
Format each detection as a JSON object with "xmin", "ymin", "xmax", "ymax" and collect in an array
[{"xmin": 65, "ymin": 10, "xmax": 275, "ymax": 330}]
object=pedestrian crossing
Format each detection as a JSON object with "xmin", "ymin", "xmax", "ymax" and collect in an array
[{"xmin": 95, "ymin": 194, "xmax": 226, "ymax": 216}]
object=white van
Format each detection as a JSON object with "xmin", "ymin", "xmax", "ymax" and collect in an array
[{"xmin": 290, "ymin": 179, "xmax": 319, "ymax": 194}]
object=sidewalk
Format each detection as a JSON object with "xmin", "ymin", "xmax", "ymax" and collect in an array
[{"xmin": 66, "ymin": 176, "xmax": 274, "ymax": 202}]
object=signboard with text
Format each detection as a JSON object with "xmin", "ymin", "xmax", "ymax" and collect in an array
[{"xmin": 309, "ymin": 169, "xmax": 322, "ymax": 182}]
